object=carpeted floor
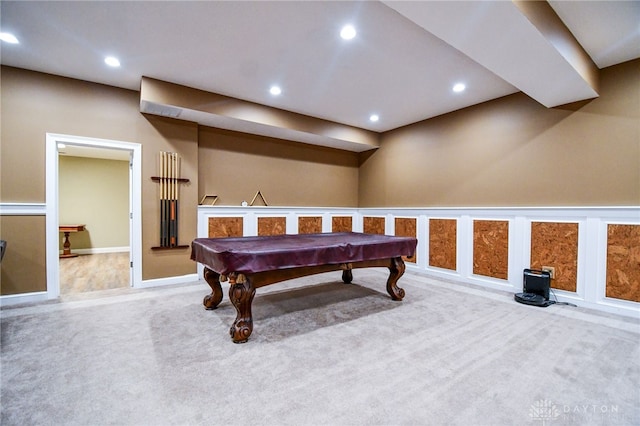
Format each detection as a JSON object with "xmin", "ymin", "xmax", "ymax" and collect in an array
[{"xmin": 1, "ymin": 269, "xmax": 639, "ymax": 425}]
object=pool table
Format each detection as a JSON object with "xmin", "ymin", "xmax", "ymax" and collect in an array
[{"xmin": 191, "ymin": 232, "xmax": 418, "ymax": 343}]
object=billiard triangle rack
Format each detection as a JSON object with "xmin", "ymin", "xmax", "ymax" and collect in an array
[
  {"xmin": 151, "ymin": 151, "xmax": 190, "ymax": 250},
  {"xmin": 250, "ymin": 190, "xmax": 268, "ymax": 206}
]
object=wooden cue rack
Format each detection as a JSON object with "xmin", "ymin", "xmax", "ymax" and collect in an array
[{"xmin": 151, "ymin": 151, "xmax": 190, "ymax": 250}]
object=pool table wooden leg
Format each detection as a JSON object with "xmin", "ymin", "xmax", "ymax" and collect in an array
[
  {"xmin": 203, "ymin": 267, "xmax": 223, "ymax": 309},
  {"xmin": 386, "ymin": 257, "xmax": 406, "ymax": 301},
  {"xmin": 228, "ymin": 273, "xmax": 256, "ymax": 343}
]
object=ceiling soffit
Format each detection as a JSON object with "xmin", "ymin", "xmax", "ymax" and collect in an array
[
  {"xmin": 384, "ymin": 0, "xmax": 599, "ymax": 107},
  {"xmin": 140, "ymin": 77, "xmax": 380, "ymax": 153}
]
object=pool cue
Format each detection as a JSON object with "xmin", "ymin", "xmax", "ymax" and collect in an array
[
  {"xmin": 159, "ymin": 152, "xmax": 162, "ymax": 247},
  {"xmin": 175, "ymin": 154, "xmax": 180, "ymax": 246},
  {"xmin": 167, "ymin": 151, "xmax": 172, "ymax": 247},
  {"xmin": 169, "ymin": 152, "xmax": 177, "ymax": 247},
  {"xmin": 160, "ymin": 151, "xmax": 167, "ymax": 247},
  {"xmin": 173, "ymin": 153, "xmax": 179, "ymax": 247},
  {"xmin": 167, "ymin": 152, "xmax": 171, "ymax": 247},
  {"xmin": 163, "ymin": 151, "xmax": 169, "ymax": 247}
]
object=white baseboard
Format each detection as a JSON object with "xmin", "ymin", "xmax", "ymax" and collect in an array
[
  {"xmin": 411, "ymin": 269, "xmax": 640, "ymax": 319},
  {"xmin": 137, "ymin": 273, "xmax": 199, "ymax": 289},
  {"xmin": 0, "ymin": 291, "xmax": 49, "ymax": 307},
  {"xmin": 1, "ymin": 274, "xmax": 196, "ymax": 307},
  {"xmin": 59, "ymin": 247, "xmax": 130, "ymax": 255}
]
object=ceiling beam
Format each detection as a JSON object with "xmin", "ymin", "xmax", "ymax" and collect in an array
[{"xmin": 384, "ymin": 0, "xmax": 599, "ymax": 107}]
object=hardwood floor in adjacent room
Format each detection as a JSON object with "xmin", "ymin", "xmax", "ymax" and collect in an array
[{"xmin": 59, "ymin": 252, "xmax": 130, "ymax": 295}]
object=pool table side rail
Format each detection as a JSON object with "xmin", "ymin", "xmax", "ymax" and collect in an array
[{"xmin": 191, "ymin": 232, "xmax": 417, "ymax": 276}]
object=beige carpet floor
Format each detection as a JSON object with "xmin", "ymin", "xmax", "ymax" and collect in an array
[{"xmin": 1, "ymin": 269, "xmax": 639, "ymax": 425}]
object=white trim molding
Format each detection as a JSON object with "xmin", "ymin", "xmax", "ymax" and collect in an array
[
  {"xmin": 139, "ymin": 274, "xmax": 199, "ymax": 289},
  {"xmin": 0, "ymin": 203, "xmax": 46, "ymax": 215},
  {"xmin": 45, "ymin": 133, "xmax": 143, "ymax": 300},
  {"xmin": 0, "ymin": 291, "xmax": 49, "ymax": 307}
]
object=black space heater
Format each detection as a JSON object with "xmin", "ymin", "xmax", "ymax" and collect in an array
[{"xmin": 514, "ymin": 268, "xmax": 553, "ymax": 307}]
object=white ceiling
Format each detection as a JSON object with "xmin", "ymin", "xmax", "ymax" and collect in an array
[
  {"xmin": 548, "ymin": 0, "xmax": 640, "ymax": 68},
  {"xmin": 1, "ymin": 1, "xmax": 639, "ymax": 147}
]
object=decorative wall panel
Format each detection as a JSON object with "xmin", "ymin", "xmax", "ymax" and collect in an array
[
  {"xmin": 332, "ymin": 216, "xmax": 352, "ymax": 233},
  {"xmin": 395, "ymin": 217, "xmax": 417, "ymax": 263},
  {"xmin": 363, "ymin": 216, "xmax": 385, "ymax": 235},
  {"xmin": 208, "ymin": 217, "xmax": 243, "ymax": 238},
  {"xmin": 473, "ymin": 220, "xmax": 509, "ymax": 280},
  {"xmin": 606, "ymin": 224, "xmax": 640, "ymax": 302},
  {"xmin": 530, "ymin": 222, "xmax": 578, "ymax": 292},
  {"xmin": 0, "ymin": 215, "xmax": 47, "ymax": 295},
  {"xmin": 258, "ymin": 217, "xmax": 286, "ymax": 236},
  {"xmin": 429, "ymin": 219, "xmax": 457, "ymax": 271},
  {"xmin": 298, "ymin": 216, "xmax": 322, "ymax": 234}
]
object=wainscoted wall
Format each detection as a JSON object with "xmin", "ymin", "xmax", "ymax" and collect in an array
[
  {"xmin": 197, "ymin": 206, "xmax": 640, "ymax": 318},
  {"xmin": 201, "ymin": 208, "xmax": 358, "ymax": 239}
]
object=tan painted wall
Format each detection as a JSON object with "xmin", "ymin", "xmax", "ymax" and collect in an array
[
  {"xmin": 1, "ymin": 59, "xmax": 638, "ymax": 296},
  {"xmin": 0, "ymin": 66, "xmax": 359, "ymax": 294},
  {"xmin": 59, "ymin": 156, "xmax": 129, "ymax": 250},
  {"xmin": 198, "ymin": 127, "xmax": 359, "ymax": 207},
  {"xmin": 140, "ymin": 116, "xmax": 198, "ymax": 279},
  {"xmin": 359, "ymin": 59, "xmax": 640, "ymax": 207},
  {"xmin": 0, "ymin": 216, "xmax": 47, "ymax": 295},
  {"xmin": 0, "ymin": 66, "xmax": 199, "ymax": 292},
  {"xmin": 1, "ymin": 67, "xmax": 141, "ymax": 202}
]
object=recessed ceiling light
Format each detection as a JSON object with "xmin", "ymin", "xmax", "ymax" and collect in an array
[
  {"xmin": 269, "ymin": 85, "xmax": 282, "ymax": 96},
  {"xmin": 453, "ymin": 83, "xmax": 466, "ymax": 93},
  {"xmin": 104, "ymin": 56, "xmax": 121, "ymax": 67},
  {"xmin": 369, "ymin": 114, "xmax": 379, "ymax": 122},
  {"xmin": 0, "ymin": 32, "xmax": 19, "ymax": 44},
  {"xmin": 340, "ymin": 25, "xmax": 356, "ymax": 40}
]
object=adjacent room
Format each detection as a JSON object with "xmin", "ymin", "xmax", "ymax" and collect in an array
[{"xmin": 1, "ymin": 1, "xmax": 638, "ymax": 425}]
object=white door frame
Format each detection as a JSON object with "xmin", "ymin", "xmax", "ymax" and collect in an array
[{"xmin": 46, "ymin": 133, "xmax": 142, "ymax": 298}]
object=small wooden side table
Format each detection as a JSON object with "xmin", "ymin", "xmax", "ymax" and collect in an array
[{"xmin": 59, "ymin": 225, "xmax": 86, "ymax": 258}]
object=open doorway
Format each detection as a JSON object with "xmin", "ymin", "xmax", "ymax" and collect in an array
[
  {"xmin": 58, "ymin": 147, "xmax": 131, "ymax": 294},
  {"xmin": 46, "ymin": 134, "xmax": 142, "ymax": 300}
]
